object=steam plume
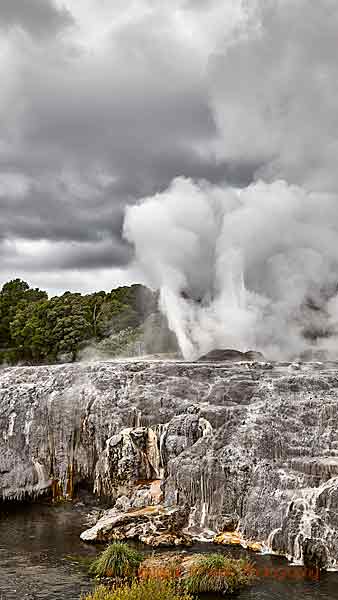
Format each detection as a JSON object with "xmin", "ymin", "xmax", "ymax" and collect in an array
[
  {"xmin": 123, "ymin": 0, "xmax": 338, "ymax": 361},
  {"xmin": 124, "ymin": 177, "xmax": 338, "ymax": 360}
]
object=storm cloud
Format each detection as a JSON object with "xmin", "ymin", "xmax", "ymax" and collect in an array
[
  {"xmin": 1, "ymin": 1, "xmax": 337, "ymax": 295},
  {"xmin": 1, "ymin": 0, "xmax": 239, "ymax": 293}
]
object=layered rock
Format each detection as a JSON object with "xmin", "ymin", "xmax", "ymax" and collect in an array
[{"xmin": 1, "ymin": 359, "xmax": 338, "ymax": 567}]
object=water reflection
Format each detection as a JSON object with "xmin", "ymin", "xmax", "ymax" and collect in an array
[{"xmin": 0, "ymin": 501, "xmax": 96, "ymax": 600}]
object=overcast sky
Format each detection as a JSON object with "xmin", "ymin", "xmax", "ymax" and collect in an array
[{"xmin": 1, "ymin": 0, "xmax": 336, "ymax": 295}]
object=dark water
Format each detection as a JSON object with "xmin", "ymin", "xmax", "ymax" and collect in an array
[
  {"xmin": 0, "ymin": 502, "xmax": 338, "ymax": 600},
  {"xmin": 0, "ymin": 501, "xmax": 97, "ymax": 600}
]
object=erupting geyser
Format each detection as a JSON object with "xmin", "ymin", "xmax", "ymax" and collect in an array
[{"xmin": 123, "ymin": 177, "xmax": 338, "ymax": 361}]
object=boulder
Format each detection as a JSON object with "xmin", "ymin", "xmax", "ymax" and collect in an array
[{"xmin": 80, "ymin": 504, "xmax": 190, "ymax": 547}]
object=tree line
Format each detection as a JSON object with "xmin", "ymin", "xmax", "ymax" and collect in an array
[{"xmin": 0, "ymin": 279, "xmax": 163, "ymax": 365}]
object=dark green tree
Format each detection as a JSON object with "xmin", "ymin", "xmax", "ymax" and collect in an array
[
  {"xmin": 0, "ymin": 279, "xmax": 47, "ymax": 353},
  {"xmin": 1, "ymin": 280, "xmax": 159, "ymax": 365}
]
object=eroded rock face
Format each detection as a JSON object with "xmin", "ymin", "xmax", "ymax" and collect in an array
[
  {"xmin": 1, "ymin": 359, "xmax": 338, "ymax": 567},
  {"xmin": 94, "ymin": 426, "xmax": 161, "ymax": 498},
  {"xmin": 159, "ymin": 413, "xmax": 208, "ymax": 465}
]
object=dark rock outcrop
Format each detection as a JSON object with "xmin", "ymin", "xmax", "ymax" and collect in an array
[{"xmin": 197, "ymin": 349, "xmax": 265, "ymax": 362}]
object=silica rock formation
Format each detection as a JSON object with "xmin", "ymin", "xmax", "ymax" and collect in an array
[{"xmin": 1, "ymin": 359, "xmax": 338, "ymax": 568}]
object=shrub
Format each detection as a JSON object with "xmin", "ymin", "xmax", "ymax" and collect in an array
[
  {"xmin": 89, "ymin": 543, "xmax": 144, "ymax": 580},
  {"xmin": 183, "ymin": 553, "xmax": 256, "ymax": 595},
  {"xmin": 82, "ymin": 580, "xmax": 193, "ymax": 600}
]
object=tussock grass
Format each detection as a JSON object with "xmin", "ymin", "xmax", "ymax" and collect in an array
[
  {"xmin": 183, "ymin": 553, "xmax": 256, "ymax": 595},
  {"xmin": 89, "ymin": 543, "xmax": 144, "ymax": 580},
  {"xmin": 82, "ymin": 580, "xmax": 193, "ymax": 600},
  {"xmin": 88, "ymin": 546, "xmax": 256, "ymax": 596}
]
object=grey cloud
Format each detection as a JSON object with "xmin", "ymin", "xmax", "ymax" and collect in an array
[
  {"xmin": 53, "ymin": 241, "xmax": 133, "ymax": 270},
  {"xmin": 0, "ymin": 0, "xmax": 74, "ymax": 37},
  {"xmin": 0, "ymin": 173, "xmax": 132, "ymax": 270},
  {"xmin": 0, "ymin": 237, "xmax": 131, "ymax": 272},
  {"xmin": 0, "ymin": 4, "xmax": 231, "ymax": 285},
  {"xmin": 0, "ymin": 180, "xmax": 124, "ymax": 241},
  {"xmin": 209, "ymin": 0, "xmax": 338, "ymax": 193},
  {"xmin": 7, "ymin": 0, "xmax": 336, "ymax": 292},
  {"xmin": 183, "ymin": 0, "xmax": 220, "ymax": 12}
]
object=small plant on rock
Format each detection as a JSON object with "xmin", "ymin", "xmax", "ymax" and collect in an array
[{"xmin": 89, "ymin": 543, "xmax": 144, "ymax": 580}]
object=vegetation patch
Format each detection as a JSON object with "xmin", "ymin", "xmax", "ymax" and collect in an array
[
  {"xmin": 182, "ymin": 553, "xmax": 256, "ymax": 595},
  {"xmin": 0, "ymin": 278, "xmax": 175, "ymax": 364},
  {"xmin": 89, "ymin": 543, "xmax": 144, "ymax": 580},
  {"xmin": 88, "ymin": 546, "xmax": 256, "ymax": 596},
  {"xmin": 137, "ymin": 551, "xmax": 256, "ymax": 595},
  {"xmin": 139, "ymin": 554, "xmax": 182, "ymax": 582},
  {"xmin": 82, "ymin": 580, "xmax": 193, "ymax": 600}
]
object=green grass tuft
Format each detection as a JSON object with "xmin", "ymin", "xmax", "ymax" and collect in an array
[
  {"xmin": 183, "ymin": 553, "xmax": 256, "ymax": 595},
  {"xmin": 89, "ymin": 543, "xmax": 144, "ymax": 580}
]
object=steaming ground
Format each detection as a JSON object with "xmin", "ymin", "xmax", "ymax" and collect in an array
[{"xmin": 124, "ymin": 178, "xmax": 338, "ymax": 361}]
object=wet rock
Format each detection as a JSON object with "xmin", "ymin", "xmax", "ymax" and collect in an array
[
  {"xmin": 220, "ymin": 513, "xmax": 239, "ymax": 532},
  {"xmin": 140, "ymin": 533, "xmax": 192, "ymax": 547},
  {"xmin": 302, "ymin": 538, "xmax": 329, "ymax": 570},
  {"xmin": 214, "ymin": 531, "xmax": 263, "ymax": 552},
  {"xmin": 80, "ymin": 504, "xmax": 190, "ymax": 546},
  {"xmin": 214, "ymin": 531, "xmax": 242, "ymax": 546},
  {"xmin": 246, "ymin": 541, "xmax": 263, "ymax": 552}
]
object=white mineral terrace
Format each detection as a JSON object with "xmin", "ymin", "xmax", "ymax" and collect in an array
[{"xmin": 1, "ymin": 358, "xmax": 338, "ymax": 569}]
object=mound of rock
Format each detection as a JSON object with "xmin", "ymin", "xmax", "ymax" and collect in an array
[{"xmin": 197, "ymin": 349, "xmax": 265, "ymax": 362}]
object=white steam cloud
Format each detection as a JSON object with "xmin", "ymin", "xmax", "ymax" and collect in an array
[
  {"xmin": 123, "ymin": 0, "xmax": 338, "ymax": 361},
  {"xmin": 124, "ymin": 177, "xmax": 338, "ymax": 360}
]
